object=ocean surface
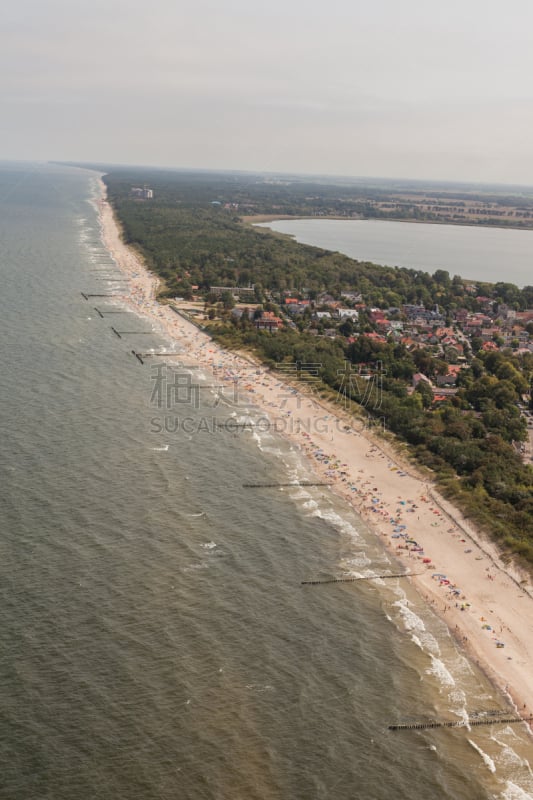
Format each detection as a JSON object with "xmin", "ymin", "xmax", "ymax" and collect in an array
[
  {"xmin": 1, "ymin": 162, "xmax": 533, "ymax": 799},
  {"xmin": 258, "ymin": 218, "xmax": 533, "ymax": 287}
]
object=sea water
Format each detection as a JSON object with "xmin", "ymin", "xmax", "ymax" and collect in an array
[{"xmin": 0, "ymin": 162, "xmax": 532, "ymax": 798}]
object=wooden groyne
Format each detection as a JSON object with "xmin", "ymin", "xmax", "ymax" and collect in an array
[
  {"xmin": 94, "ymin": 308, "xmax": 129, "ymax": 318},
  {"xmin": 130, "ymin": 352, "xmax": 201, "ymax": 366},
  {"xmin": 133, "ymin": 351, "xmax": 184, "ymax": 358},
  {"xmin": 216, "ymin": 422, "xmax": 259, "ymax": 429},
  {"xmin": 301, "ymin": 572, "xmax": 421, "ymax": 586},
  {"xmin": 82, "ymin": 293, "xmax": 122, "ymax": 300},
  {"xmin": 389, "ymin": 715, "xmax": 533, "ymax": 732},
  {"xmin": 111, "ymin": 328, "xmax": 154, "ymax": 339}
]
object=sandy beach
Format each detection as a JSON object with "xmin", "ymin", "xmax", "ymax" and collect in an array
[{"xmin": 98, "ymin": 185, "xmax": 533, "ymax": 726}]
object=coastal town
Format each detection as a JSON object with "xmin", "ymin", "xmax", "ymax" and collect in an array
[
  {"xmin": 181, "ymin": 283, "xmax": 533, "ymax": 456},
  {"xmin": 205, "ymin": 283, "xmax": 533, "ymax": 364}
]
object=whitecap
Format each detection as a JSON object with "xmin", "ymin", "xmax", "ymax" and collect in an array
[
  {"xmin": 468, "ymin": 739, "xmax": 496, "ymax": 773},
  {"xmin": 312, "ymin": 507, "xmax": 361, "ymax": 540},
  {"xmin": 252, "ymin": 430, "xmax": 265, "ymax": 451},
  {"xmin": 393, "ymin": 598, "xmax": 426, "ymax": 635},
  {"xmin": 245, "ymin": 684, "xmax": 274, "ymax": 693},
  {"xmin": 426, "ymin": 654, "xmax": 456, "ymax": 688}
]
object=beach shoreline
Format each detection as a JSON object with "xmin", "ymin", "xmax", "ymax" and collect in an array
[{"xmin": 97, "ymin": 179, "xmax": 533, "ymax": 728}]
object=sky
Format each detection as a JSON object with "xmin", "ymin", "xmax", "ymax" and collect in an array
[{"xmin": 3, "ymin": 0, "xmax": 533, "ymax": 185}]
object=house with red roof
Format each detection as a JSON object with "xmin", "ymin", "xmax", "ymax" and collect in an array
[{"xmin": 254, "ymin": 311, "xmax": 283, "ymax": 332}]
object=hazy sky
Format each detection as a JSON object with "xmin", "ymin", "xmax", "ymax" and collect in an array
[{"xmin": 3, "ymin": 0, "xmax": 533, "ymax": 184}]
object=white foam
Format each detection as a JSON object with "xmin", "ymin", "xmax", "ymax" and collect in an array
[
  {"xmin": 343, "ymin": 553, "xmax": 372, "ymax": 569},
  {"xmin": 312, "ymin": 507, "xmax": 361, "ymax": 541},
  {"xmin": 468, "ymin": 739, "xmax": 496, "ymax": 773},
  {"xmin": 408, "ymin": 627, "xmax": 433, "ymax": 651},
  {"xmin": 201, "ymin": 542, "xmax": 217, "ymax": 550},
  {"xmin": 252, "ymin": 429, "xmax": 265, "ymax": 451},
  {"xmin": 426, "ymin": 654, "xmax": 456, "ymax": 688},
  {"xmin": 453, "ymin": 704, "xmax": 470, "ymax": 728},
  {"xmin": 418, "ymin": 631, "xmax": 441, "ymax": 655},
  {"xmin": 289, "ymin": 489, "xmax": 314, "ymax": 501},
  {"xmin": 448, "ymin": 689, "xmax": 467, "ymax": 707},
  {"xmin": 245, "ymin": 684, "xmax": 274, "ymax": 693},
  {"xmin": 393, "ymin": 598, "xmax": 426, "ymax": 635},
  {"xmin": 502, "ymin": 782, "xmax": 533, "ymax": 800},
  {"xmin": 497, "ymin": 745, "xmax": 533, "ymax": 772},
  {"xmin": 261, "ymin": 445, "xmax": 283, "ymax": 457},
  {"xmin": 449, "ymin": 653, "xmax": 476, "ymax": 680}
]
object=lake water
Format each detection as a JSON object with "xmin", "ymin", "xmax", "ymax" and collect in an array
[
  {"xmin": 0, "ymin": 161, "xmax": 532, "ymax": 798},
  {"xmin": 259, "ymin": 218, "xmax": 533, "ymax": 287}
]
